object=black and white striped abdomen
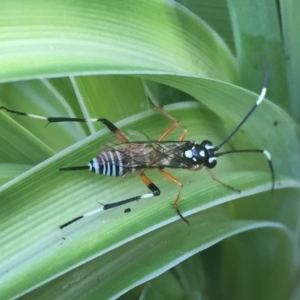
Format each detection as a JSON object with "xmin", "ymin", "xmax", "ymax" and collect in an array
[{"xmin": 89, "ymin": 150, "xmax": 126, "ymax": 177}]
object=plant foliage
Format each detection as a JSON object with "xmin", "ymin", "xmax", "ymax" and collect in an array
[{"xmin": 0, "ymin": 0, "xmax": 299, "ymax": 299}]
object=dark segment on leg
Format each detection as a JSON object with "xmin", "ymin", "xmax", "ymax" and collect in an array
[
  {"xmin": 59, "ymin": 216, "xmax": 83, "ymax": 230},
  {"xmin": 1, "ymin": 106, "xmax": 28, "ymax": 116},
  {"xmin": 103, "ymin": 171, "xmax": 160, "ymax": 210},
  {"xmin": 157, "ymin": 169, "xmax": 189, "ymax": 224}
]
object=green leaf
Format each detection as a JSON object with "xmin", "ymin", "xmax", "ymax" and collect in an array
[
  {"xmin": 0, "ymin": 163, "xmax": 32, "ymax": 185},
  {"xmin": 227, "ymin": 0, "xmax": 289, "ymax": 112},
  {"xmin": 1, "ymin": 92, "xmax": 298, "ymax": 299},
  {"xmin": 0, "ymin": 0, "xmax": 299, "ymax": 299},
  {"xmin": 176, "ymin": 0, "xmax": 235, "ymax": 53},
  {"xmin": 0, "ymin": 0, "xmax": 238, "ymax": 83},
  {"xmin": 279, "ymin": 0, "xmax": 300, "ymax": 120},
  {"xmin": 18, "ymin": 210, "xmax": 288, "ymax": 300}
]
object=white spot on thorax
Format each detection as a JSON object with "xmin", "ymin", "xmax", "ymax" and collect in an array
[{"xmin": 185, "ymin": 150, "xmax": 192, "ymax": 158}]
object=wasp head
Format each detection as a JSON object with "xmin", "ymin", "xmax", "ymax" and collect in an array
[{"xmin": 184, "ymin": 141, "xmax": 217, "ymax": 169}]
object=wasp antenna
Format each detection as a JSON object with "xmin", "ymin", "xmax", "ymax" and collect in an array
[
  {"xmin": 0, "ymin": 106, "xmax": 48, "ymax": 121},
  {"xmin": 60, "ymin": 166, "xmax": 90, "ymax": 171},
  {"xmin": 214, "ymin": 67, "xmax": 269, "ymax": 152},
  {"xmin": 216, "ymin": 149, "xmax": 275, "ymax": 190},
  {"xmin": 264, "ymin": 150, "xmax": 275, "ymax": 190},
  {"xmin": 59, "ymin": 206, "xmax": 104, "ymax": 229}
]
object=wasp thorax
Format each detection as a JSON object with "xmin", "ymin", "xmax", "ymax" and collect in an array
[{"xmin": 184, "ymin": 141, "xmax": 217, "ymax": 169}]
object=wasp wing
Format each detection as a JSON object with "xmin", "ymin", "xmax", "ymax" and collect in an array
[
  {"xmin": 98, "ymin": 130, "xmax": 189, "ymax": 173},
  {"xmin": 99, "ymin": 129, "xmax": 149, "ymax": 151}
]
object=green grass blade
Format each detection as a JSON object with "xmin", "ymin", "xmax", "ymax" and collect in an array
[
  {"xmin": 0, "ymin": 0, "xmax": 299, "ymax": 298},
  {"xmin": 176, "ymin": 0, "xmax": 235, "ymax": 53},
  {"xmin": 0, "ymin": 0, "xmax": 238, "ymax": 83},
  {"xmin": 279, "ymin": 0, "xmax": 300, "ymax": 120},
  {"xmin": 0, "ymin": 86, "xmax": 299, "ymax": 298},
  {"xmin": 17, "ymin": 212, "xmax": 288, "ymax": 300},
  {"xmin": 0, "ymin": 164, "xmax": 32, "ymax": 185},
  {"xmin": 227, "ymin": 0, "xmax": 289, "ymax": 112}
]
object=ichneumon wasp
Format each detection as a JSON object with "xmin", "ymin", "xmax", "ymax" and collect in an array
[{"xmin": 0, "ymin": 72, "xmax": 275, "ymax": 228}]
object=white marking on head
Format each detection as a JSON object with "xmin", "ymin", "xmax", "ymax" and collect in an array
[
  {"xmin": 205, "ymin": 145, "xmax": 214, "ymax": 150},
  {"xmin": 199, "ymin": 150, "xmax": 205, "ymax": 157},
  {"xmin": 208, "ymin": 157, "xmax": 217, "ymax": 164},
  {"xmin": 263, "ymin": 150, "xmax": 271, "ymax": 160},
  {"xmin": 185, "ymin": 150, "xmax": 193, "ymax": 158},
  {"xmin": 93, "ymin": 158, "xmax": 99, "ymax": 174},
  {"xmin": 256, "ymin": 87, "xmax": 267, "ymax": 105}
]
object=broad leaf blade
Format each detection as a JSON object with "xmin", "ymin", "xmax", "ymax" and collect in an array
[
  {"xmin": 11, "ymin": 209, "xmax": 290, "ymax": 300},
  {"xmin": 0, "ymin": 0, "xmax": 299, "ymax": 299},
  {"xmin": 0, "ymin": 0, "xmax": 238, "ymax": 83},
  {"xmin": 227, "ymin": 0, "xmax": 289, "ymax": 111}
]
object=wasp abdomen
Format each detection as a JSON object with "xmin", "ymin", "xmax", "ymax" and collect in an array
[{"xmin": 89, "ymin": 150, "xmax": 127, "ymax": 177}]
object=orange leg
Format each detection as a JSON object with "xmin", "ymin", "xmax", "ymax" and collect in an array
[
  {"xmin": 60, "ymin": 169, "xmax": 160, "ymax": 229},
  {"xmin": 96, "ymin": 119, "xmax": 129, "ymax": 143},
  {"xmin": 102, "ymin": 169, "xmax": 160, "ymax": 210},
  {"xmin": 155, "ymin": 107, "xmax": 187, "ymax": 142},
  {"xmin": 205, "ymin": 168, "xmax": 241, "ymax": 193},
  {"xmin": 158, "ymin": 169, "xmax": 189, "ymax": 224},
  {"xmin": 190, "ymin": 165, "xmax": 241, "ymax": 193},
  {"xmin": 154, "ymin": 107, "xmax": 190, "ymax": 222},
  {"xmin": 139, "ymin": 170, "xmax": 161, "ymax": 197}
]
